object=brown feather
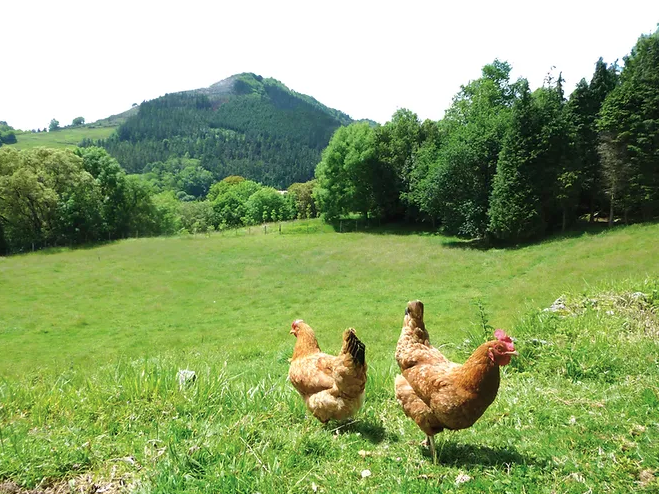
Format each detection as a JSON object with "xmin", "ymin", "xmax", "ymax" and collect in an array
[
  {"xmin": 289, "ymin": 321, "xmax": 367, "ymax": 423},
  {"xmin": 395, "ymin": 300, "xmax": 514, "ymax": 436}
]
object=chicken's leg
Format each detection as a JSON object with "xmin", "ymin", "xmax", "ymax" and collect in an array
[{"xmin": 427, "ymin": 435, "xmax": 437, "ymax": 464}]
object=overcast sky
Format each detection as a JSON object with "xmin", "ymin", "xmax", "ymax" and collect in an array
[{"xmin": 2, "ymin": 1, "xmax": 658, "ymax": 131}]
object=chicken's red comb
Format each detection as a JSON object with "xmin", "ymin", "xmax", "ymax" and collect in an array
[
  {"xmin": 292, "ymin": 319, "xmax": 304, "ymax": 329},
  {"xmin": 494, "ymin": 329, "xmax": 515, "ymax": 352},
  {"xmin": 494, "ymin": 329, "xmax": 511, "ymax": 342}
]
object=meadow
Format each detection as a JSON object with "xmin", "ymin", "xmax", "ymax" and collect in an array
[
  {"xmin": 8, "ymin": 126, "xmax": 116, "ymax": 150},
  {"xmin": 0, "ymin": 221, "xmax": 658, "ymax": 493}
]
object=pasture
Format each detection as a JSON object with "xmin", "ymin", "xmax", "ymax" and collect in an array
[
  {"xmin": 7, "ymin": 126, "xmax": 116, "ymax": 150},
  {"xmin": 0, "ymin": 221, "xmax": 658, "ymax": 493}
]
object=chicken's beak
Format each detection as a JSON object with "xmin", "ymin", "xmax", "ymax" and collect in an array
[
  {"xmin": 506, "ymin": 350, "xmax": 519, "ymax": 356},
  {"xmin": 289, "ymin": 328, "xmax": 295, "ymax": 335}
]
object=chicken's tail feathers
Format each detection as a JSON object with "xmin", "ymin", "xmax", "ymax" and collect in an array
[{"xmin": 343, "ymin": 328, "xmax": 366, "ymax": 366}]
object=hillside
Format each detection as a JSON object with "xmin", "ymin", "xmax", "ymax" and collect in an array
[
  {"xmin": 1, "ymin": 222, "xmax": 657, "ymax": 375},
  {"xmin": 92, "ymin": 73, "xmax": 357, "ymax": 188},
  {"xmin": 6, "ymin": 125, "xmax": 117, "ymax": 150},
  {"xmin": 0, "ymin": 223, "xmax": 658, "ymax": 492}
]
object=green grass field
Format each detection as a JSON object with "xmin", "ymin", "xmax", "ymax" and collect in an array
[
  {"xmin": 8, "ymin": 126, "xmax": 116, "ymax": 150},
  {"xmin": 0, "ymin": 222, "xmax": 658, "ymax": 492}
]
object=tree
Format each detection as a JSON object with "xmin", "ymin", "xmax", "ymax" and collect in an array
[
  {"xmin": 598, "ymin": 28, "xmax": 659, "ymax": 222},
  {"xmin": 243, "ymin": 187, "xmax": 291, "ymax": 225},
  {"xmin": 210, "ymin": 179, "xmax": 261, "ymax": 227},
  {"xmin": 536, "ymin": 73, "xmax": 576, "ymax": 232},
  {"xmin": 567, "ymin": 58, "xmax": 619, "ymax": 222},
  {"xmin": 598, "ymin": 131, "xmax": 632, "ymax": 225},
  {"xmin": 74, "ymin": 147, "xmax": 130, "ymax": 238},
  {"xmin": 179, "ymin": 200, "xmax": 213, "ymax": 233},
  {"xmin": 207, "ymin": 175, "xmax": 246, "ymax": 201},
  {"xmin": 314, "ymin": 122, "xmax": 377, "ymax": 221},
  {"xmin": 488, "ymin": 81, "xmax": 544, "ymax": 241},
  {"xmin": 177, "ymin": 162, "xmax": 214, "ymax": 198},
  {"xmin": 72, "ymin": 117, "xmax": 85, "ymax": 126},
  {"xmin": 488, "ymin": 74, "xmax": 573, "ymax": 241},
  {"xmin": 414, "ymin": 60, "xmax": 516, "ymax": 236},
  {"xmin": 0, "ymin": 220, "xmax": 6, "ymax": 255},
  {"xmin": 374, "ymin": 109, "xmax": 422, "ymax": 220},
  {"xmin": 0, "ymin": 147, "xmax": 96, "ymax": 250},
  {"xmin": 123, "ymin": 175, "xmax": 160, "ymax": 237},
  {"xmin": 0, "ymin": 121, "xmax": 18, "ymax": 146},
  {"xmin": 49, "ymin": 119, "xmax": 60, "ymax": 132},
  {"xmin": 151, "ymin": 191, "xmax": 182, "ymax": 234},
  {"xmin": 0, "ymin": 131, "xmax": 17, "ymax": 146},
  {"xmin": 288, "ymin": 180, "xmax": 317, "ymax": 218}
]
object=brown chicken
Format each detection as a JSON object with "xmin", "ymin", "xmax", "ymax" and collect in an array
[
  {"xmin": 288, "ymin": 319, "xmax": 367, "ymax": 423},
  {"xmin": 395, "ymin": 300, "xmax": 518, "ymax": 462}
]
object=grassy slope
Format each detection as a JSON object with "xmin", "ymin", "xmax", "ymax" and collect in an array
[
  {"xmin": 0, "ymin": 222, "xmax": 658, "ymax": 492},
  {"xmin": 8, "ymin": 126, "xmax": 116, "ymax": 150}
]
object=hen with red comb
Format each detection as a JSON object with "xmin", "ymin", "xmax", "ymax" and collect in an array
[{"xmin": 395, "ymin": 300, "xmax": 518, "ymax": 463}]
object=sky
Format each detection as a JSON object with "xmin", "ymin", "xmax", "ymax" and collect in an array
[{"xmin": 2, "ymin": 1, "xmax": 658, "ymax": 131}]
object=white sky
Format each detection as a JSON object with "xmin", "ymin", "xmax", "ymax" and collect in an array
[{"xmin": 2, "ymin": 1, "xmax": 658, "ymax": 131}]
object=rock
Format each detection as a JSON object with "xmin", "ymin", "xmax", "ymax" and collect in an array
[
  {"xmin": 177, "ymin": 369, "xmax": 197, "ymax": 389},
  {"xmin": 455, "ymin": 473, "xmax": 472, "ymax": 485},
  {"xmin": 544, "ymin": 296, "xmax": 566, "ymax": 312}
]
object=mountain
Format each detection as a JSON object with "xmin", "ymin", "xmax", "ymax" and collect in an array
[{"xmin": 89, "ymin": 73, "xmax": 357, "ymax": 188}]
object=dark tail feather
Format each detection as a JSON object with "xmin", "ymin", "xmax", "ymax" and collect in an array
[{"xmin": 344, "ymin": 328, "xmax": 366, "ymax": 366}]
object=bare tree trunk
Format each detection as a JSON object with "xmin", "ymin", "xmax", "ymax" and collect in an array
[
  {"xmin": 608, "ymin": 192, "xmax": 615, "ymax": 227},
  {"xmin": 589, "ymin": 198, "xmax": 595, "ymax": 223}
]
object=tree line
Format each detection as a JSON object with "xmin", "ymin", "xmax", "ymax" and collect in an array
[
  {"xmin": 1, "ymin": 30, "xmax": 656, "ymax": 254},
  {"xmin": 0, "ymin": 146, "xmax": 317, "ymax": 255},
  {"xmin": 314, "ymin": 29, "xmax": 659, "ymax": 241}
]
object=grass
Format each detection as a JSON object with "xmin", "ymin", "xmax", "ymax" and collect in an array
[
  {"xmin": 0, "ymin": 221, "xmax": 658, "ymax": 492},
  {"xmin": 8, "ymin": 126, "xmax": 116, "ymax": 150}
]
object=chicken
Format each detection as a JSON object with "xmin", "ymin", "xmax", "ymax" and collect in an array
[
  {"xmin": 288, "ymin": 319, "xmax": 367, "ymax": 423},
  {"xmin": 394, "ymin": 300, "xmax": 518, "ymax": 462}
]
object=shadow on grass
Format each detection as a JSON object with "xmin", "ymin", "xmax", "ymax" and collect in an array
[
  {"xmin": 36, "ymin": 240, "xmax": 115, "ymax": 255},
  {"xmin": 329, "ymin": 418, "xmax": 387, "ymax": 444},
  {"xmin": 325, "ymin": 218, "xmax": 633, "ymax": 250},
  {"xmin": 420, "ymin": 439, "xmax": 541, "ymax": 467},
  {"xmin": 326, "ymin": 218, "xmax": 439, "ymax": 237},
  {"xmin": 442, "ymin": 221, "xmax": 617, "ymax": 251}
]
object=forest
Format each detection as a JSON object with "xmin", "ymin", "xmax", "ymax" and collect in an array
[
  {"xmin": 84, "ymin": 73, "xmax": 354, "ymax": 188},
  {"xmin": 0, "ymin": 146, "xmax": 316, "ymax": 254},
  {"xmin": 314, "ymin": 28, "xmax": 659, "ymax": 241},
  {"xmin": 0, "ymin": 28, "xmax": 657, "ymax": 254}
]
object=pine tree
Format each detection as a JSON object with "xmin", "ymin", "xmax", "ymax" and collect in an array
[
  {"xmin": 599, "ymin": 28, "xmax": 659, "ymax": 222},
  {"xmin": 488, "ymin": 80, "xmax": 544, "ymax": 241}
]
